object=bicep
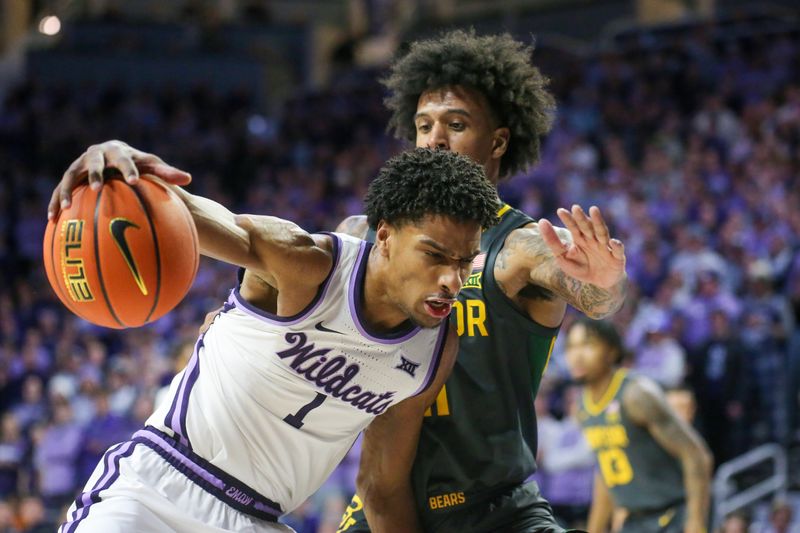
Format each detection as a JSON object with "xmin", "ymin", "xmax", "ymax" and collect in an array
[{"xmin": 242, "ymin": 215, "xmax": 333, "ymax": 288}]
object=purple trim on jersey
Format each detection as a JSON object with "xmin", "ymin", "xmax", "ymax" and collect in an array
[
  {"xmin": 348, "ymin": 241, "xmax": 421, "ymax": 344},
  {"xmin": 231, "ymin": 232, "xmax": 342, "ymax": 324},
  {"xmin": 172, "ymin": 338, "xmax": 201, "ymax": 447},
  {"xmin": 165, "ymin": 301, "xmax": 236, "ymax": 449},
  {"xmin": 60, "ymin": 440, "xmax": 137, "ymax": 533},
  {"xmin": 134, "ymin": 428, "xmax": 223, "ymax": 489},
  {"xmin": 165, "ymin": 336, "xmax": 202, "ymax": 448},
  {"xmin": 412, "ymin": 319, "xmax": 449, "ymax": 397},
  {"xmin": 134, "ymin": 426, "xmax": 281, "ymax": 521}
]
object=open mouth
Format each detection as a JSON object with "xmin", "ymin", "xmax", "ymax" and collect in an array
[{"xmin": 423, "ymin": 298, "xmax": 455, "ymax": 319}]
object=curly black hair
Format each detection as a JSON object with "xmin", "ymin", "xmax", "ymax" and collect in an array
[
  {"xmin": 569, "ymin": 317, "xmax": 628, "ymax": 366},
  {"xmin": 382, "ymin": 29, "xmax": 556, "ymax": 178},
  {"xmin": 365, "ymin": 148, "xmax": 499, "ymax": 230}
]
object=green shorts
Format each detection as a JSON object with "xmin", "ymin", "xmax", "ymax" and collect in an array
[
  {"xmin": 338, "ymin": 481, "xmax": 581, "ymax": 533},
  {"xmin": 620, "ymin": 503, "xmax": 686, "ymax": 533}
]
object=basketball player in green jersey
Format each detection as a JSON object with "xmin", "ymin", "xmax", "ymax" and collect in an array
[
  {"xmin": 565, "ymin": 318, "xmax": 712, "ymax": 533},
  {"xmin": 336, "ymin": 31, "xmax": 627, "ymax": 532}
]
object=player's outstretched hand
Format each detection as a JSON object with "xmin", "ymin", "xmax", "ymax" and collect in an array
[
  {"xmin": 537, "ymin": 205, "xmax": 626, "ymax": 289},
  {"xmin": 47, "ymin": 140, "xmax": 192, "ymax": 220}
]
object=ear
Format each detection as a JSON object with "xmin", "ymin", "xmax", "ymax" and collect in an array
[
  {"xmin": 374, "ymin": 221, "xmax": 392, "ymax": 258},
  {"xmin": 491, "ymin": 127, "xmax": 510, "ymax": 159}
]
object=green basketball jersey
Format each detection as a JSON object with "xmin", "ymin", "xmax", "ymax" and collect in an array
[
  {"xmin": 389, "ymin": 204, "xmax": 561, "ymax": 522},
  {"xmin": 577, "ymin": 370, "xmax": 685, "ymax": 512}
]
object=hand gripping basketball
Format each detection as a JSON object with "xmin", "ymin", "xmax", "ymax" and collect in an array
[{"xmin": 43, "ymin": 142, "xmax": 199, "ymax": 328}]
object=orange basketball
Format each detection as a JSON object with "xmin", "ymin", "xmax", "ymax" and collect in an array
[{"xmin": 43, "ymin": 176, "xmax": 199, "ymax": 329}]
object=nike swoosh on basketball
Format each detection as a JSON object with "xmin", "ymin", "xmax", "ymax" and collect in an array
[
  {"xmin": 109, "ymin": 218, "xmax": 149, "ymax": 296},
  {"xmin": 314, "ymin": 321, "xmax": 343, "ymax": 334}
]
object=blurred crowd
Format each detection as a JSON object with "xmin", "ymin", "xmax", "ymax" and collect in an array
[{"xmin": 0, "ymin": 14, "xmax": 799, "ymax": 533}]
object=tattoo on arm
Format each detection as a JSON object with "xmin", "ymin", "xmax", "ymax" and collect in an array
[
  {"xmin": 624, "ymin": 380, "xmax": 712, "ymax": 526},
  {"xmin": 499, "ymin": 228, "xmax": 627, "ymax": 318}
]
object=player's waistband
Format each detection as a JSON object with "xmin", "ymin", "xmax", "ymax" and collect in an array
[{"xmin": 133, "ymin": 426, "xmax": 282, "ymax": 522}]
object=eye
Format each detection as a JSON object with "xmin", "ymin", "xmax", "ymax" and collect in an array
[
  {"xmin": 425, "ymin": 251, "xmax": 444, "ymax": 260},
  {"xmin": 417, "ymin": 123, "xmax": 432, "ymax": 133},
  {"xmin": 449, "ymin": 122, "xmax": 465, "ymax": 131}
]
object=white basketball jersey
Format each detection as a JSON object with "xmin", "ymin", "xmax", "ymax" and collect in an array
[{"xmin": 147, "ymin": 233, "xmax": 448, "ymax": 514}]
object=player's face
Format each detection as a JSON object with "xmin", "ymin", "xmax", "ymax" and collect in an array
[
  {"xmin": 379, "ymin": 215, "xmax": 481, "ymax": 328},
  {"xmin": 564, "ymin": 323, "xmax": 614, "ymax": 384},
  {"xmin": 414, "ymin": 86, "xmax": 509, "ymax": 184}
]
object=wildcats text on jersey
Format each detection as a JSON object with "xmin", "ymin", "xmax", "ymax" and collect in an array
[{"xmin": 276, "ymin": 332, "xmax": 396, "ymax": 415}]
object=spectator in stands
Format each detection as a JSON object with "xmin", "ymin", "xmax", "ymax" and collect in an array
[
  {"xmin": 632, "ymin": 313, "xmax": 687, "ymax": 388},
  {"xmin": 10, "ymin": 377, "xmax": 47, "ymax": 433},
  {"xmin": 14, "ymin": 496, "xmax": 53, "ymax": 533},
  {"xmin": 0, "ymin": 413, "xmax": 26, "ymax": 499},
  {"xmin": 665, "ymin": 384, "xmax": 699, "ymax": 426},
  {"xmin": 761, "ymin": 500, "xmax": 800, "ymax": 533},
  {"xmin": 0, "ymin": 501, "xmax": 15, "ymax": 533},
  {"xmin": 75, "ymin": 389, "xmax": 138, "ymax": 483},
  {"xmin": 32, "ymin": 398, "xmax": 82, "ymax": 512},
  {"xmin": 719, "ymin": 510, "xmax": 751, "ymax": 533},
  {"xmin": 689, "ymin": 309, "xmax": 749, "ymax": 465},
  {"xmin": 536, "ymin": 386, "xmax": 594, "ymax": 529}
]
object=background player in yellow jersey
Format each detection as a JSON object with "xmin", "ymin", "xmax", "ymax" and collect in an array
[{"xmin": 565, "ymin": 318, "xmax": 712, "ymax": 533}]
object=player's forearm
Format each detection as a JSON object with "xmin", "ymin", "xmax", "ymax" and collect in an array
[
  {"xmin": 588, "ymin": 473, "xmax": 615, "ymax": 533},
  {"xmin": 549, "ymin": 269, "xmax": 627, "ymax": 319},
  {"xmin": 361, "ymin": 484, "xmax": 422, "ymax": 533},
  {"xmin": 523, "ymin": 226, "xmax": 627, "ymax": 319},
  {"xmin": 587, "ymin": 500, "xmax": 613, "ymax": 533},
  {"xmin": 680, "ymin": 446, "xmax": 712, "ymax": 529},
  {"xmin": 170, "ymin": 187, "xmax": 258, "ymax": 269}
]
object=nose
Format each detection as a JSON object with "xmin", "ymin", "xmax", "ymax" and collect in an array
[
  {"xmin": 439, "ymin": 266, "xmax": 463, "ymax": 297},
  {"xmin": 426, "ymin": 122, "xmax": 449, "ymax": 150}
]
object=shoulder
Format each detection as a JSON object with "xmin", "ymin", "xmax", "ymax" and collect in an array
[
  {"xmin": 335, "ymin": 215, "xmax": 369, "ymax": 239},
  {"xmin": 621, "ymin": 374, "xmax": 668, "ymax": 425}
]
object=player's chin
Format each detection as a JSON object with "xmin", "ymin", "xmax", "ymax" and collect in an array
[{"xmin": 410, "ymin": 309, "xmax": 446, "ymax": 329}]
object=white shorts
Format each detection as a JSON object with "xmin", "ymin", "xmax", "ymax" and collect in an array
[{"xmin": 60, "ymin": 427, "xmax": 294, "ymax": 533}]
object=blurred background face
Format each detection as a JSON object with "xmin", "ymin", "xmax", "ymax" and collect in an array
[
  {"xmin": 665, "ymin": 389, "xmax": 697, "ymax": 423},
  {"xmin": 379, "ymin": 215, "xmax": 480, "ymax": 328},
  {"xmin": 564, "ymin": 323, "xmax": 615, "ymax": 384},
  {"xmin": 414, "ymin": 86, "xmax": 507, "ymax": 183}
]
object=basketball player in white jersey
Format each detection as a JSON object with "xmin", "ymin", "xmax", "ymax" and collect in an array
[{"xmin": 48, "ymin": 143, "xmax": 500, "ymax": 532}]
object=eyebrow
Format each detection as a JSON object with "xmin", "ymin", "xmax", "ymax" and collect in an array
[
  {"xmin": 413, "ymin": 108, "xmax": 473, "ymax": 121},
  {"xmin": 420, "ymin": 238, "xmax": 480, "ymax": 262}
]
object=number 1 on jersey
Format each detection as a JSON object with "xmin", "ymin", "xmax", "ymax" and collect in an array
[{"xmin": 284, "ymin": 392, "xmax": 327, "ymax": 428}]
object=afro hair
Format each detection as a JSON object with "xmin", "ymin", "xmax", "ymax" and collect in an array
[{"xmin": 383, "ymin": 29, "xmax": 556, "ymax": 178}]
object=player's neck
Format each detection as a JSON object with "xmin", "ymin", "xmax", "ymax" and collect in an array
[
  {"xmin": 586, "ymin": 368, "xmax": 617, "ymax": 404},
  {"xmin": 360, "ymin": 247, "xmax": 408, "ymax": 332},
  {"xmin": 486, "ymin": 167, "xmax": 501, "ymax": 187}
]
